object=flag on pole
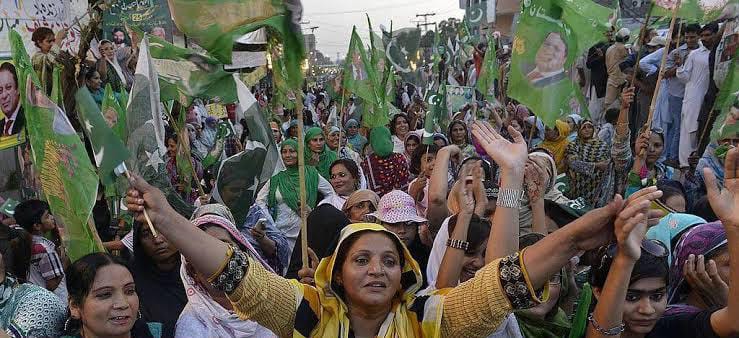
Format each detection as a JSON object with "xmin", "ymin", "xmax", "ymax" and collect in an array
[
  {"xmin": 166, "ymin": 0, "xmax": 305, "ymax": 89},
  {"xmin": 50, "ymin": 66, "xmax": 63, "ymax": 106},
  {"xmin": 508, "ymin": 0, "xmax": 611, "ymax": 126},
  {"xmin": 476, "ymin": 35, "xmax": 498, "ymax": 99},
  {"xmin": 212, "ymin": 74, "xmax": 279, "ymax": 225},
  {"xmin": 710, "ymin": 49, "xmax": 738, "ymax": 142},
  {"xmin": 10, "ymin": 30, "xmax": 102, "ymax": 261},
  {"xmin": 653, "ymin": 0, "xmax": 738, "ymax": 22},
  {"xmin": 101, "ymin": 84, "xmax": 128, "ymax": 142},
  {"xmin": 423, "ymin": 83, "xmax": 447, "ymax": 144},
  {"xmin": 148, "ymin": 34, "xmax": 237, "ymax": 105},
  {"xmin": 344, "ymin": 27, "xmax": 388, "ymax": 128},
  {"xmin": 75, "ymin": 87, "xmax": 131, "ymax": 186},
  {"xmin": 126, "ymin": 36, "xmax": 194, "ymax": 217}
]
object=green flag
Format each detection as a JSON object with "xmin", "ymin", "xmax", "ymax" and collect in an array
[
  {"xmin": 272, "ymin": 53, "xmax": 299, "ymax": 110},
  {"xmin": 50, "ymin": 66, "xmax": 63, "ymax": 106},
  {"xmin": 75, "ymin": 87, "xmax": 131, "ymax": 186},
  {"xmin": 710, "ymin": 48, "xmax": 738, "ymax": 142},
  {"xmin": 653, "ymin": 0, "xmax": 738, "ymax": 22},
  {"xmin": 101, "ymin": 84, "xmax": 128, "ymax": 142},
  {"xmin": 465, "ymin": 1, "xmax": 488, "ymax": 30},
  {"xmin": 213, "ymin": 75, "xmax": 279, "ymax": 225},
  {"xmin": 166, "ymin": 0, "xmax": 305, "ymax": 89},
  {"xmin": 476, "ymin": 35, "xmax": 498, "ymax": 99},
  {"xmin": 508, "ymin": 0, "xmax": 611, "ymax": 126},
  {"xmin": 10, "ymin": 29, "xmax": 102, "ymax": 261},
  {"xmin": 126, "ymin": 36, "xmax": 194, "ymax": 217},
  {"xmin": 423, "ymin": 83, "xmax": 447, "ymax": 144},
  {"xmin": 344, "ymin": 27, "xmax": 388, "ymax": 128},
  {"xmin": 148, "ymin": 34, "xmax": 237, "ymax": 104}
]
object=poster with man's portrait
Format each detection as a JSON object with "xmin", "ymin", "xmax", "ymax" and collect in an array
[{"xmin": 0, "ymin": 61, "xmax": 26, "ymax": 150}]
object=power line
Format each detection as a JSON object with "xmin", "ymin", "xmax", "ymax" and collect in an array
[{"xmin": 304, "ymin": 0, "xmax": 428, "ymax": 15}]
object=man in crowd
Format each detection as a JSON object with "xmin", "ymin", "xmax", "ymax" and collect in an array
[
  {"xmin": 605, "ymin": 27, "xmax": 631, "ymax": 109},
  {"xmin": 587, "ymin": 29, "xmax": 614, "ymax": 125},
  {"xmin": 676, "ymin": 23, "xmax": 719, "ymax": 171}
]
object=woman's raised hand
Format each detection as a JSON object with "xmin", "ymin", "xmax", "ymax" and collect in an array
[
  {"xmin": 470, "ymin": 121, "xmax": 527, "ymax": 171},
  {"xmin": 705, "ymin": 146, "xmax": 739, "ymax": 228},
  {"xmin": 125, "ymin": 174, "xmax": 174, "ymax": 227}
]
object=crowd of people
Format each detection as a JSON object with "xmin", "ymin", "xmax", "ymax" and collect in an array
[{"xmin": 0, "ymin": 7, "xmax": 737, "ymax": 338}]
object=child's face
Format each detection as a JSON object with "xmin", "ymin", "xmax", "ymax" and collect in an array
[
  {"xmin": 420, "ymin": 153, "xmax": 436, "ymax": 177},
  {"xmin": 40, "ymin": 210, "xmax": 56, "ymax": 231}
]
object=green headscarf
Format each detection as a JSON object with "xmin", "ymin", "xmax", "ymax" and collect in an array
[
  {"xmin": 304, "ymin": 127, "xmax": 338, "ymax": 179},
  {"xmin": 369, "ymin": 126, "xmax": 394, "ymax": 158},
  {"xmin": 515, "ymin": 266, "xmax": 572, "ymax": 338},
  {"xmin": 268, "ymin": 139, "xmax": 319, "ymax": 217}
]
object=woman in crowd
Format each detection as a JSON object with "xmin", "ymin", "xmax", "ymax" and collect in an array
[
  {"xmin": 565, "ymin": 119, "xmax": 613, "ymax": 208},
  {"xmin": 390, "ymin": 113, "xmax": 412, "ymax": 153},
  {"xmin": 585, "ymin": 147, "xmax": 738, "ymax": 338},
  {"xmin": 0, "ymin": 238, "xmax": 66, "ymax": 337},
  {"xmin": 327, "ymin": 127, "xmax": 362, "ymax": 166},
  {"xmin": 320, "ymin": 159, "xmax": 362, "ymax": 210},
  {"xmin": 305, "ymin": 126, "xmax": 338, "ymax": 180},
  {"xmin": 403, "ymin": 132, "xmax": 421, "ymax": 163},
  {"xmin": 256, "ymin": 139, "xmax": 334, "ymax": 267},
  {"xmin": 64, "ymin": 253, "xmax": 160, "ymax": 338},
  {"xmin": 645, "ymin": 212, "xmax": 705, "ymax": 264},
  {"xmin": 83, "ymin": 68, "xmax": 105, "ymax": 107},
  {"xmin": 625, "ymin": 129, "xmax": 676, "ymax": 196},
  {"xmin": 566, "ymin": 114, "xmax": 583, "ymax": 142},
  {"xmin": 361, "ymin": 127, "xmax": 411, "ymax": 196},
  {"xmin": 448, "ymin": 121, "xmax": 477, "ymax": 159},
  {"xmin": 345, "ymin": 119, "xmax": 367, "ymax": 152},
  {"xmin": 524, "ymin": 116, "xmax": 544, "ymax": 147},
  {"xmin": 241, "ymin": 204, "xmax": 289, "ymax": 274},
  {"xmin": 164, "ymin": 132, "xmax": 203, "ymax": 205},
  {"xmin": 540, "ymin": 120, "xmax": 571, "ymax": 174},
  {"xmin": 124, "ymin": 118, "xmax": 665, "ymax": 338},
  {"xmin": 96, "ymin": 40, "xmax": 129, "ymax": 92},
  {"xmin": 131, "ymin": 222, "xmax": 187, "ymax": 338},
  {"xmin": 31, "ymin": 27, "xmax": 66, "ymax": 94},
  {"xmin": 176, "ymin": 205, "xmax": 276, "ymax": 337},
  {"xmin": 341, "ymin": 189, "xmax": 380, "ymax": 223}
]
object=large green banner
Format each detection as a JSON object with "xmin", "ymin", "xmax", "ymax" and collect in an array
[{"xmin": 103, "ymin": 0, "xmax": 175, "ymax": 42}]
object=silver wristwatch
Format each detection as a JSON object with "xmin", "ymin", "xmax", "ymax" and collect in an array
[{"xmin": 496, "ymin": 188, "xmax": 524, "ymax": 209}]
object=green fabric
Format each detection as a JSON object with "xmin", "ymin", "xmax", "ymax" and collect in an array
[
  {"xmin": 476, "ymin": 35, "xmax": 498, "ymax": 100},
  {"xmin": 516, "ymin": 308, "xmax": 571, "ymax": 338},
  {"xmin": 710, "ymin": 48, "xmax": 739, "ymax": 143},
  {"xmin": 268, "ymin": 139, "xmax": 319, "ymax": 216},
  {"xmin": 11, "ymin": 29, "xmax": 102, "ymax": 262},
  {"xmin": 75, "ymin": 87, "xmax": 131, "ymax": 187},
  {"xmin": 568, "ymin": 283, "xmax": 592, "ymax": 338},
  {"xmin": 101, "ymin": 84, "xmax": 128, "ymax": 142},
  {"xmin": 344, "ymin": 26, "xmax": 389, "ymax": 128},
  {"xmin": 304, "ymin": 126, "xmax": 337, "ymax": 179},
  {"xmin": 423, "ymin": 84, "xmax": 447, "ymax": 145},
  {"xmin": 508, "ymin": 0, "xmax": 611, "ymax": 126},
  {"xmin": 653, "ymin": 0, "xmax": 738, "ymax": 22},
  {"xmin": 50, "ymin": 66, "xmax": 62, "ymax": 106},
  {"xmin": 147, "ymin": 33, "xmax": 237, "ymax": 105},
  {"xmin": 167, "ymin": 0, "xmax": 304, "ymax": 90},
  {"xmin": 369, "ymin": 126, "xmax": 394, "ymax": 157}
]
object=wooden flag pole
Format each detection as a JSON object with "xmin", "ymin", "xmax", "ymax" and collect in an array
[
  {"xmin": 294, "ymin": 94, "xmax": 310, "ymax": 269},
  {"xmin": 164, "ymin": 108, "xmax": 206, "ymax": 198},
  {"xmin": 628, "ymin": 2, "xmax": 655, "ymax": 97},
  {"xmin": 527, "ymin": 116, "xmax": 537, "ymax": 149},
  {"xmin": 644, "ymin": 0, "xmax": 681, "ymax": 133},
  {"xmin": 120, "ymin": 167, "xmax": 158, "ymax": 238}
]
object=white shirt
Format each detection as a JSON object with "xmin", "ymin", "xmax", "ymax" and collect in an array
[{"xmin": 676, "ymin": 46, "xmax": 711, "ymax": 133}]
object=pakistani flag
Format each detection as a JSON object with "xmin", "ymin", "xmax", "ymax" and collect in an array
[
  {"xmin": 272, "ymin": 53, "xmax": 299, "ymax": 110},
  {"xmin": 344, "ymin": 27, "xmax": 388, "ymax": 128},
  {"xmin": 0, "ymin": 198, "xmax": 18, "ymax": 217},
  {"xmin": 126, "ymin": 36, "xmax": 194, "ymax": 217},
  {"xmin": 101, "ymin": 84, "xmax": 128, "ymax": 142},
  {"xmin": 212, "ymin": 75, "xmax": 279, "ymax": 225},
  {"xmin": 653, "ymin": 0, "xmax": 738, "ymax": 22},
  {"xmin": 476, "ymin": 35, "xmax": 498, "ymax": 99},
  {"xmin": 148, "ymin": 34, "xmax": 237, "ymax": 105},
  {"xmin": 508, "ymin": 0, "xmax": 611, "ymax": 126},
  {"xmin": 710, "ymin": 48, "xmax": 738, "ymax": 142},
  {"xmin": 166, "ymin": 0, "xmax": 305, "ymax": 89},
  {"xmin": 75, "ymin": 87, "xmax": 130, "ymax": 186},
  {"xmin": 423, "ymin": 83, "xmax": 447, "ymax": 144},
  {"xmin": 465, "ymin": 1, "xmax": 488, "ymax": 30},
  {"xmin": 10, "ymin": 29, "xmax": 103, "ymax": 261}
]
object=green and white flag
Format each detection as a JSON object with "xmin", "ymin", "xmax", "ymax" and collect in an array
[
  {"xmin": 344, "ymin": 27, "xmax": 388, "ymax": 128},
  {"xmin": 508, "ymin": 0, "xmax": 611, "ymax": 126},
  {"xmin": 75, "ymin": 87, "xmax": 130, "ymax": 186},
  {"xmin": 476, "ymin": 35, "xmax": 498, "ymax": 99},
  {"xmin": 101, "ymin": 84, "xmax": 128, "ymax": 142},
  {"xmin": 653, "ymin": 0, "xmax": 738, "ymax": 23},
  {"xmin": 423, "ymin": 83, "xmax": 447, "ymax": 145},
  {"xmin": 213, "ymin": 74, "xmax": 279, "ymax": 225},
  {"xmin": 10, "ymin": 29, "xmax": 102, "ymax": 262},
  {"xmin": 167, "ymin": 0, "xmax": 305, "ymax": 89},
  {"xmin": 148, "ymin": 34, "xmax": 237, "ymax": 105},
  {"xmin": 710, "ymin": 48, "xmax": 738, "ymax": 142},
  {"xmin": 126, "ymin": 36, "xmax": 194, "ymax": 217}
]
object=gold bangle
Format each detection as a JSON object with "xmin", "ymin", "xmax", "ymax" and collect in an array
[
  {"xmin": 519, "ymin": 247, "xmax": 550, "ymax": 304},
  {"xmin": 207, "ymin": 245, "xmax": 234, "ymax": 283}
]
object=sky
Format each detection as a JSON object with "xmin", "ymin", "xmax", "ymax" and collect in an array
[{"xmin": 301, "ymin": 0, "xmax": 465, "ymax": 62}]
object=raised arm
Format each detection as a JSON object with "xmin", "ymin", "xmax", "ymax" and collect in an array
[
  {"xmin": 586, "ymin": 188, "xmax": 664, "ymax": 338},
  {"xmin": 703, "ymin": 147, "xmax": 739, "ymax": 337},
  {"xmin": 471, "ymin": 121, "xmax": 527, "ymax": 262},
  {"xmin": 427, "ymin": 145, "xmax": 461, "ymax": 236}
]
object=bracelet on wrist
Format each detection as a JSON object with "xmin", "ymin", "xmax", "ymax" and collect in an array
[
  {"xmin": 446, "ymin": 238, "xmax": 470, "ymax": 251},
  {"xmin": 496, "ymin": 188, "xmax": 524, "ymax": 209},
  {"xmin": 588, "ymin": 314, "xmax": 625, "ymax": 336}
]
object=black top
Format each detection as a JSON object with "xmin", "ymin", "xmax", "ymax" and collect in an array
[
  {"xmin": 647, "ymin": 307, "xmax": 720, "ymax": 338},
  {"xmin": 586, "ymin": 42, "xmax": 611, "ymax": 98}
]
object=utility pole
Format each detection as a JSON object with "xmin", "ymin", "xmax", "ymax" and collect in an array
[{"xmin": 415, "ymin": 12, "xmax": 436, "ymax": 33}]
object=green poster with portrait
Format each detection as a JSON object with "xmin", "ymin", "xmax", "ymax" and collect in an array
[
  {"xmin": 445, "ymin": 85, "xmax": 475, "ymax": 117},
  {"xmin": 103, "ymin": 0, "xmax": 175, "ymax": 43},
  {"xmin": 508, "ymin": 0, "xmax": 611, "ymax": 126}
]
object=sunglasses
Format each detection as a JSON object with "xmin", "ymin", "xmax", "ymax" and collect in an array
[{"xmin": 599, "ymin": 239, "xmax": 668, "ymax": 270}]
